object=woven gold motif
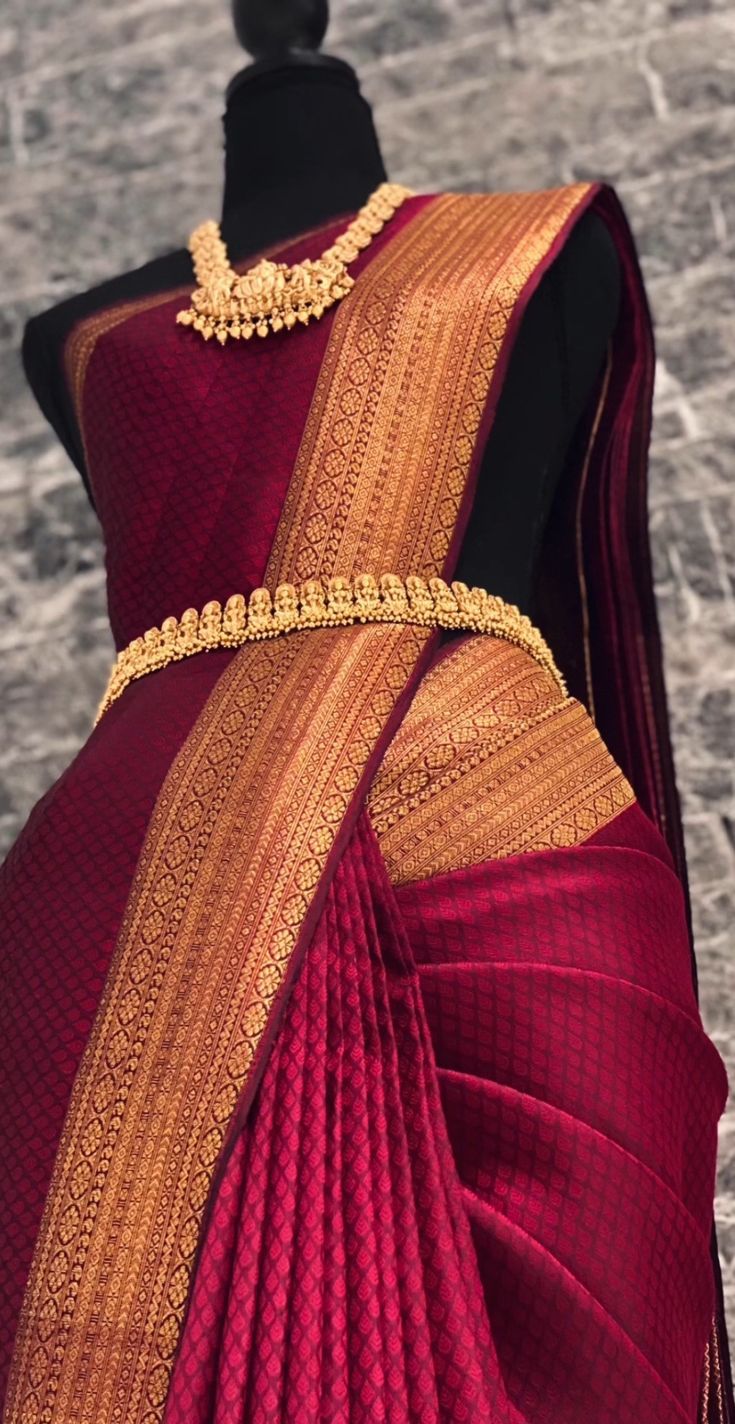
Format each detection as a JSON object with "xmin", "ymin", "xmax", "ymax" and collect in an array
[
  {"xmin": 176, "ymin": 181, "xmax": 414, "ymax": 343},
  {"xmin": 4, "ymin": 624, "xmax": 435, "ymax": 1424},
  {"xmin": 94, "ymin": 572, "xmax": 566, "ymax": 723},
  {"xmin": 368, "ymin": 635, "xmax": 635, "ymax": 880},
  {"xmin": 698, "ymin": 1313, "xmax": 728, "ymax": 1424}
]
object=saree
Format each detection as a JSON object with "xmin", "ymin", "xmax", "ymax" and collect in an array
[{"xmin": 1, "ymin": 181, "xmax": 732, "ymax": 1423}]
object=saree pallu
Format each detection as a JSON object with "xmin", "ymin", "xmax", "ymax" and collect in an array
[{"xmin": 1, "ymin": 181, "xmax": 732, "ymax": 1424}]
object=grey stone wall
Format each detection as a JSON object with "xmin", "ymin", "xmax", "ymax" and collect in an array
[{"xmin": 2, "ymin": 0, "xmax": 734, "ymax": 1334}]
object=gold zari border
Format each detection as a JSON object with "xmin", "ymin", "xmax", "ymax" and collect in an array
[
  {"xmin": 699, "ymin": 1311, "xmax": 728, "ymax": 1423},
  {"xmin": 95, "ymin": 571, "xmax": 566, "ymax": 722},
  {"xmin": 368, "ymin": 635, "xmax": 635, "ymax": 883}
]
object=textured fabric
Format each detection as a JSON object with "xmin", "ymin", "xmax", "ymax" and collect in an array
[
  {"xmin": 163, "ymin": 811, "xmax": 523, "ymax": 1424},
  {"xmin": 0, "ymin": 201, "xmax": 431, "ymax": 1413},
  {"xmin": 0, "ymin": 649, "xmax": 236, "ymax": 1404},
  {"xmin": 164, "ymin": 803, "xmax": 727, "ymax": 1423},
  {"xmin": 72, "ymin": 197, "xmax": 431, "ymax": 651}
]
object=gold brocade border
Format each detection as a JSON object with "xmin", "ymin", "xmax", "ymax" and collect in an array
[
  {"xmin": 367, "ymin": 636, "xmax": 635, "ymax": 884},
  {"xmin": 702, "ymin": 1331, "xmax": 712, "ymax": 1421},
  {"xmin": 4, "ymin": 623, "xmax": 434, "ymax": 1424},
  {"xmin": 265, "ymin": 184, "xmax": 594, "ymax": 584},
  {"xmin": 713, "ymin": 1313, "xmax": 727, "ymax": 1424},
  {"xmin": 8, "ymin": 183, "xmax": 600, "ymax": 1424}
]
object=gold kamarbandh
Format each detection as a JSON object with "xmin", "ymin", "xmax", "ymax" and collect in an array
[{"xmin": 95, "ymin": 572, "xmax": 566, "ymax": 723}]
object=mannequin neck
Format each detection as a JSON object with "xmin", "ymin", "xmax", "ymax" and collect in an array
[{"xmin": 220, "ymin": 55, "xmax": 388, "ymax": 259}]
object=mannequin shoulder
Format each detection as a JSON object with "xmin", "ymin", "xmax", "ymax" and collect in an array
[
  {"xmin": 21, "ymin": 245, "xmax": 193, "ymax": 492},
  {"xmin": 22, "ymin": 244, "xmax": 193, "ymax": 376},
  {"xmin": 560, "ymin": 204, "xmax": 621, "ymax": 299},
  {"xmin": 542, "ymin": 201, "xmax": 622, "ymax": 342},
  {"xmin": 545, "ymin": 201, "xmax": 622, "ymax": 431}
]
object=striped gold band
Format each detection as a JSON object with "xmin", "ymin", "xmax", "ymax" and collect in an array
[{"xmin": 95, "ymin": 572, "xmax": 565, "ymax": 724}]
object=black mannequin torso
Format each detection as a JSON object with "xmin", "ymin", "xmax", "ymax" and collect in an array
[{"xmin": 21, "ymin": 49, "xmax": 620, "ymax": 619}]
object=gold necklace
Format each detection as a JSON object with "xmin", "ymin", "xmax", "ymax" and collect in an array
[{"xmin": 176, "ymin": 180, "xmax": 415, "ymax": 344}]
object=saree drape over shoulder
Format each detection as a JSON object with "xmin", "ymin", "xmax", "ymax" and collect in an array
[{"xmin": 1, "ymin": 183, "xmax": 732, "ymax": 1424}]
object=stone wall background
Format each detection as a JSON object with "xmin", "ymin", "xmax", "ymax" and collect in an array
[{"xmin": 1, "ymin": 0, "xmax": 734, "ymax": 1331}]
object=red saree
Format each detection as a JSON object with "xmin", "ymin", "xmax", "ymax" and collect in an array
[{"xmin": 1, "ymin": 182, "xmax": 731, "ymax": 1423}]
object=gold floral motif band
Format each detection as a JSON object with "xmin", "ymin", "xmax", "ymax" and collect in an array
[
  {"xmin": 6, "ymin": 182, "xmax": 599, "ymax": 1423},
  {"xmin": 368, "ymin": 635, "xmax": 635, "ymax": 883}
]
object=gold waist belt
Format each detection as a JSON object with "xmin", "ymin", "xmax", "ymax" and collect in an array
[{"xmin": 95, "ymin": 572, "xmax": 565, "ymax": 724}]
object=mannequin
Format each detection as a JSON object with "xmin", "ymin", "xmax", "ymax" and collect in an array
[
  {"xmin": 9, "ymin": 14, "xmax": 735, "ymax": 1424},
  {"xmin": 20, "ymin": 0, "xmax": 621, "ymax": 617}
]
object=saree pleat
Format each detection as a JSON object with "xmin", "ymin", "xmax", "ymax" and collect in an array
[
  {"xmin": 464, "ymin": 1198, "xmax": 695, "ymax": 1423},
  {"xmin": 163, "ymin": 810, "xmax": 521, "ymax": 1424},
  {"xmin": 402, "ymin": 810, "xmax": 727, "ymax": 1421},
  {"xmin": 163, "ymin": 792, "xmax": 727, "ymax": 1423},
  {"xmin": 449, "ymin": 1077, "xmax": 714, "ymax": 1394},
  {"xmin": 425, "ymin": 965, "xmax": 722, "ymax": 1223}
]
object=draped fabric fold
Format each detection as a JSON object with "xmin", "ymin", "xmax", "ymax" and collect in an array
[
  {"xmin": 2, "ymin": 179, "xmax": 732, "ymax": 1424},
  {"xmin": 163, "ymin": 810, "xmax": 524, "ymax": 1424},
  {"xmin": 163, "ymin": 800, "xmax": 727, "ymax": 1424}
]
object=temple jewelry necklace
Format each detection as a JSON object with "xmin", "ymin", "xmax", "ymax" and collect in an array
[{"xmin": 176, "ymin": 180, "xmax": 415, "ymax": 345}]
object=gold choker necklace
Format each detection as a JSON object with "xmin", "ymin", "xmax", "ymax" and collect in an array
[{"xmin": 176, "ymin": 181, "xmax": 415, "ymax": 345}]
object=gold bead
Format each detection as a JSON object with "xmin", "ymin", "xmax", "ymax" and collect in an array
[{"xmin": 223, "ymin": 593, "xmax": 246, "ymax": 641}]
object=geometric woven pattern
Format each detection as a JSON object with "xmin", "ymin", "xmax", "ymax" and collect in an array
[{"xmin": 165, "ymin": 801, "xmax": 728, "ymax": 1421}]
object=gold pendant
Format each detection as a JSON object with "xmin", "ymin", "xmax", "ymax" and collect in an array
[
  {"xmin": 176, "ymin": 181, "xmax": 414, "ymax": 345},
  {"xmin": 176, "ymin": 246, "xmax": 355, "ymax": 343}
]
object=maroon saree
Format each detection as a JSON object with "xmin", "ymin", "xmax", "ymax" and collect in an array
[{"xmin": 1, "ymin": 182, "xmax": 732, "ymax": 1424}]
